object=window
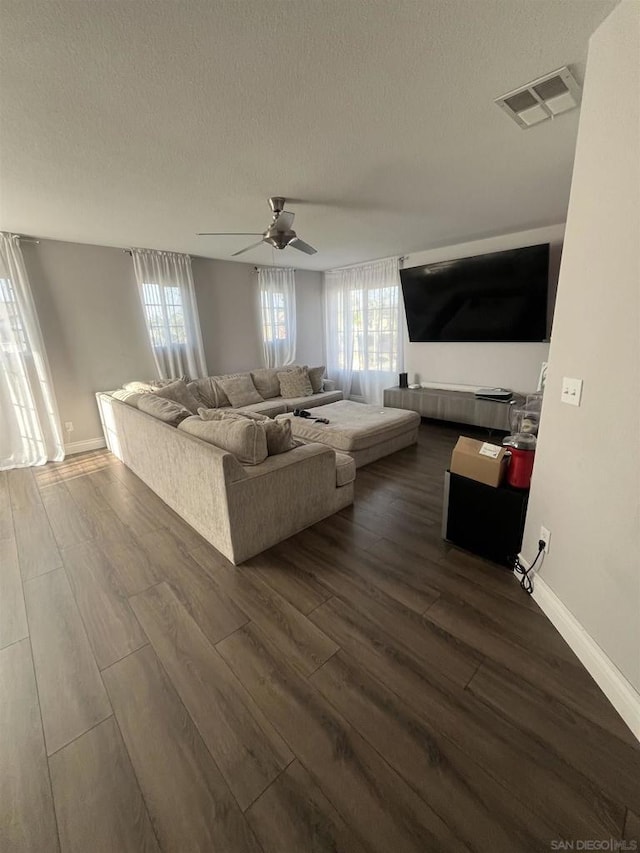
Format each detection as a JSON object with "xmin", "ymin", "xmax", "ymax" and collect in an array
[
  {"xmin": 324, "ymin": 257, "xmax": 403, "ymax": 405},
  {"xmin": 256, "ymin": 267, "xmax": 296, "ymax": 367},
  {"xmin": 0, "ymin": 232, "xmax": 65, "ymax": 468},
  {"xmin": 131, "ymin": 249, "xmax": 207, "ymax": 380},
  {"xmin": 336, "ymin": 285, "xmax": 400, "ymax": 372},
  {"xmin": 0, "ymin": 278, "xmax": 28, "ymax": 353},
  {"xmin": 140, "ymin": 282, "xmax": 187, "ymax": 349},
  {"xmin": 260, "ymin": 289, "xmax": 288, "ymax": 343}
]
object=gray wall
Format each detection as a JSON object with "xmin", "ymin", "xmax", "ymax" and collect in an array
[
  {"xmin": 293, "ymin": 269, "xmax": 325, "ymax": 367},
  {"xmin": 192, "ymin": 258, "xmax": 324, "ymax": 375},
  {"xmin": 522, "ymin": 0, "xmax": 640, "ymax": 692},
  {"xmin": 23, "ymin": 240, "xmax": 156, "ymax": 446},
  {"xmin": 22, "ymin": 241, "xmax": 325, "ymax": 446},
  {"xmin": 192, "ymin": 258, "xmax": 263, "ymax": 374}
]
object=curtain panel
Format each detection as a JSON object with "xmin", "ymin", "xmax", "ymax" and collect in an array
[
  {"xmin": 131, "ymin": 249, "xmax": 207, "ymax": 380},
  {"xmin": 323, "ymin": 256, "xmax": 404, "ymax": 405},
  {"xmin": 256, "ymin": 267, "xmax": 297, "ymax": 368},
  {"xmin": 0, "ymin": 233, "xmax": 65, "ymax": 468}
]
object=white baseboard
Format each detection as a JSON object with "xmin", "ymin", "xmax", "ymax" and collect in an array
[
  {"xmin": 518, "ymin": 562, "xmax": 640, "ymax": 742},
  {"xmin": 64, "ymin": 437, "xmax": 107, "ymax": 456}
]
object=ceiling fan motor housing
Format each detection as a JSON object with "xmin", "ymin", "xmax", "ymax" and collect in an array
[{"xmin": 265, "ymin": 230, "xmax": 296, "ymax": 250}]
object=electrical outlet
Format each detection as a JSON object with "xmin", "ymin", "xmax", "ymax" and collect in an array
[
  {"xmin": 64, "ymin": 421, "xmax": 74, "ymax": 433},
  {"xmin": 540, "ymin": 526, "xmax": 550, "ymax": 554}
]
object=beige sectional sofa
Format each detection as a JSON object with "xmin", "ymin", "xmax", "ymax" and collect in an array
[
  {"xmin": 186, "ymin": 366, "xmax": 344, "ymax": 417},
  {"xmin": 96, "ymin": 366, "xmax": 354, "ymax": 564}
]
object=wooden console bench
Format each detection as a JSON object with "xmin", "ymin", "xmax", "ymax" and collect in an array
[{"xmin": 383, "ymin": 386, "xmax": 525, "ymax": 431}]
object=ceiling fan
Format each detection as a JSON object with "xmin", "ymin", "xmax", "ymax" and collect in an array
[{"xmin": 197, "ymin": 197, "xmax": 317, "ymax": 256}]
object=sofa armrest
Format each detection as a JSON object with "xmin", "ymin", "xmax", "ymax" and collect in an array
[
  {"xmin": 240, "ymin": 442, "xmax": 334, "ymax": 480},
  {"xmin": 323, "ymin": 379, "xmax": 338, "ymax": 392},
  {"xmin": 225, "ymin": 443, "xmax": 345, "ymax": 563}
]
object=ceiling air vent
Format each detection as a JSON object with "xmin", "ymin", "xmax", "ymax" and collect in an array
[{"xmin": 495, "ymin": 66, "xmax": 581, "ymax": 129}]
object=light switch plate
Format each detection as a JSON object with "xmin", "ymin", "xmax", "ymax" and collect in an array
[{"xmin": 561, "ymin": 376, "xmax": 583, "ymax": 406}]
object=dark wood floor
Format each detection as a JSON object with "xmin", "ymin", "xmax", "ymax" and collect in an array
[{"xmin": 1, "ymin": 421, "xmax": 639, "ymax": 852}]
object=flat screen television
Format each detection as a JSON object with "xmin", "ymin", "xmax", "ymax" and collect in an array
[{"xmin": 400, "ymin": 243, "xmax": 549, "ymax": 342}]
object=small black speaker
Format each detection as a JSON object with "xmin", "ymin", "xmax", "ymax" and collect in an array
[{"xmin": 399, "ymin": 372, "xmax": 408, "ymax": 388}]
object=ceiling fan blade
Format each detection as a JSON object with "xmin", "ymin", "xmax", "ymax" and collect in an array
[
  {"xmin": 274, "ymin": 211, "xmax": 295, "ymax": 232},
  {"xmin": 197, "ymin": 232, "xmax": 262, "ymax": 236},
  {"xmin": 288, "ymin": 237, "xmax": 317, "ymax": 255},
  {"xmin": 231, "ymin": 239, "xmax": 266, "ymax": 257}
]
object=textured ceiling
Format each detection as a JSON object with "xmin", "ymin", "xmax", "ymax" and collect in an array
[{"xmin": 0, "ymin": 0, "xmax": 617, "ymax": 270}]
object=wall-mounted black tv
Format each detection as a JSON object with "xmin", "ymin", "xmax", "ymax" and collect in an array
[{"xmin": 400, "ymin": 243, "xmax": 549, "ymax": 342}]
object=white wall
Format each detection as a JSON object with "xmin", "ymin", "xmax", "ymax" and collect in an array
[
  {"xmin": 22, "ymin": 241, "xmax": 325, "ymax": 446},
  {"xmin": 402, "ymin": 224, "xmax": 564, "ymax": 391},
  {"xmin": 522, "ymin": 0, "xmax": 640, "ymax": 693}
]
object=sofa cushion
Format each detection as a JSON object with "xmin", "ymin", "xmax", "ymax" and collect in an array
[
  {"xmin": 123, "ymin": 377, "xmax": 189, "ymax": 393},
  {"xmin": 197, "ymin": 406, "xmax": 240, "ymax": 421},
  {"xmin": 278, "ymin": 366, "xmax": 313, "ymax": 398},
  {"xmin": 334, "ymin": 451, "xmax": 356, "ymax": 487},
  {"xmin": 137, "ymin": 394, "xmax": 192, "ymax": 426},
  {"xmin": 281, "ymin": 390, "xmax": 344, "ymax": 411},
  {"xmin": 187, "ymin": 377, "xmax": 226, "ymax": 409},
  {"xmin": 277, "ymin": 400, "xmax": 421, "ymax": 451},
  {"xmin": 250, "ymin": 367, "xmax": 283, "ymax": 400},
  {"xmin": 204, "ymin": 372, "xmax": 245, "ymax": 406},
  {"xmin": 178, "ymin": 415, "xmax": 268, "ymax": 465},
  {"xmin": 197, "ymin": 408, "xmax": 296, "ymax": 456},
  {"xmin": 111, "ymin": 388, "xmax": 144, "ymax": 407},
  {"xmin": 235, "ymin": 400, "xmax": 287, "ymax": 417},
  {"xmin": 217, "ymin": 374, "xmax": 264, "ymax": 408},
  {"xmin": 307, "ymin": 365, "xmax": 326, "ymax": 394},
  {"xmin": 153, "ymin": 379, "xmax": 201, "ymax": 414}
]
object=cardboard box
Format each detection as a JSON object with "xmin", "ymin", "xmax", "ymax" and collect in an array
[{"xmin": 450, "ymin": 436, "xmax": 509, "ymax": 488}]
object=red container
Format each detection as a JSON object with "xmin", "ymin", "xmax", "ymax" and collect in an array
[
  {"xmin": 503, "ymin": 433, "xmax": 536, "ymax": 489},
  {"xmin": 507, "ymin": 446, "xmax": 536, "ymax": 489}
]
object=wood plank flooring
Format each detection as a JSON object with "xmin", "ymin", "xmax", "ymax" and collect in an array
[{"xmin": 2, "ymin": 421, "xmax": 639, "ymax": 852}]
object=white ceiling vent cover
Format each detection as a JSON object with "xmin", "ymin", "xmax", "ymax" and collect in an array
[{"xmin": 495, "ymin": 67, "xmax": 581, "ymax": 129}]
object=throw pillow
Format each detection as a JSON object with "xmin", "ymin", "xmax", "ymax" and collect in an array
[
  {"xmin": 216, "ymin": 374, "xmax": 264, "ymax": 408},
  {"xmin": 197, "ymin": 407, "xmax": 269, "ymax": 422},
  {"xmin": 137, "ymin": 394, "xmax": 192, "ymax": 426},
  {"xmin": 123, "ymin": 380, "xmax": 155, "ymax": 393},
  {"xmin": 123, "ymin": 376, "xmax": 189, "ymax": 394},
  {"xmin": 262, "ymin": 417, "xmax": 296, "ymax": 455},
  {"xmin": 307, "ymin": 365, "xmax": 326, "ymax": 394},
  {"xmin": 178, "ymin": 416, "xmax": 268, "ymax": 465},
  {"xmin": 206, "ymin": 372, "xmax": 246, "ymax": 407},
  {"xmin": 111, "ymin": 388, "xmax": 144, "ymax": 407},
  {"xmin": 278, "ymin": 365, "xmax": 313, "ymax": 398},
  {"xmin": 153, "ymin": 379, "xmax": 201, "ymax": 414},
  {"xmin": 250, "ymin": 367, "xmax": 283, "ymax": 399},
  {"xmin": 188, "ymin": 377, "xmax": 224, "ymax": 409},
  {"xmin": 151, "ymin": 376, "xmax": 190, "ymax": 387},
  {"xmin": 198, "ymin": 408, "xmax": 294, "ymax": 456}
]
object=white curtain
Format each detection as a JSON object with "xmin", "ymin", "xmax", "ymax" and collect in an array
[
  {"xmin": 324, "ymin": 257, "xmax": 404, "ymax": 405},
  {"xmin": 131, "ymin": 249, "xmax": 207, "ymax": 380},
  {"xmin": 257, "ymin": 267, "xmax": 296, "ymax": 368},
  {"xmin": 0, "ymin": 233, "xmax": 65, "ymax": 469}
]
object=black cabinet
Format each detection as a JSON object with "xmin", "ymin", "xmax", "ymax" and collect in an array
[{"xmin": 442, "ymin": 471, "xmax": 529, "ymax": 568}]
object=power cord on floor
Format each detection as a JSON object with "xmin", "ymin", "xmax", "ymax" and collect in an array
[{"xmin": 513, "ymin": 540, "xmax": 545, "ymax": 595}]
